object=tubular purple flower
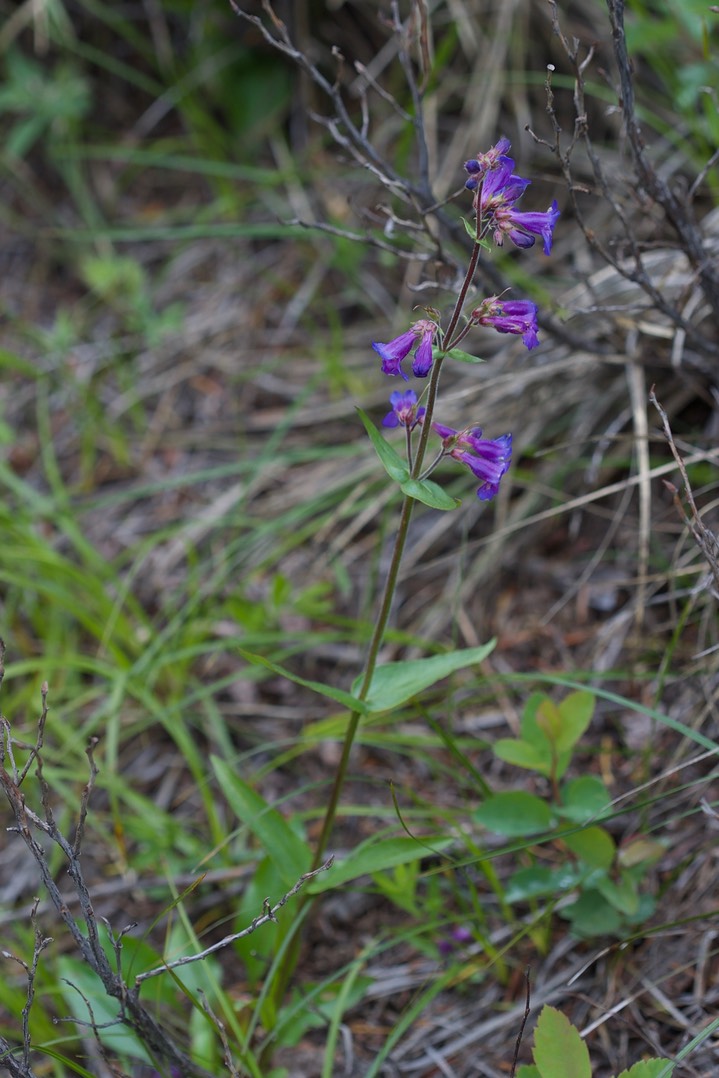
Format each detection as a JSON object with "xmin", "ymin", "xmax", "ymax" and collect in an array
[
  {"xmin": 371, "ymin": 328, "xmax": 417, "ymax": 380},
  {"xmin": 501, "ymin": 201, "xmax": 561, "ymax": 256},
  {"xmin": 463, "ymin": 137, "xmax": 512, "ymax": 189},
  {"xmin": 433, "ymin": 423, "xmax": 512, "ymax": 501},
  {"xmin": 383, "ymin": 389, "xmax": 426, "ymax": 430},
  {"xmin": 472, "ymin": 296, "xmax": 540, "ymax": 350},
  {"xmin": 372, "ymin": 319, "xmax": 438, "ymax": 380},
  {"xmin": 475, "ymin": 154, "xmax": 560, "ymax": 254}
]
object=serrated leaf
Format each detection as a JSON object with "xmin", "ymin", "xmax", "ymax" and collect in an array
[
  {"xmin": 357, "ymin": 407, "xmax": 409, "ymax": 483},
  {"xmin": 212, "ymin": 757, "xmax": 311, "ymax": 888},
  {"xmin": 306, "ymin": 835, "xmax": 452, "ymax": 893},
  {"xmin": 533, "ymin": 1006, "xmax": 591, "ymax": 1078},
  {"xmin": 563, "ymin": 826, "xmax": 615, "ymax": 870},
  {"xmin": 617, "ymin": 1060, "xmax": 674, "ymax": 1078},
  {"xmin": 351, "ymin": 641, "xmax": 495, "ymax": 713},
  {"xmin": 473, "ymin": 792, "xmax": 554, "ymax": 837},
  {"xmin": 400, "ymin": 477, "xmax": 459, "ymax": 510}
]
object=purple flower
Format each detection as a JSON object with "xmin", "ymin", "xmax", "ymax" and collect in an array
[
  {"xmin": 383, "ymin": 389, "xmax": 426, "ymax": 430},
  {"xmin": 471, "ymin": 296, "xmax": 539, "ymax": 350},
  {"xmin": 433, "ymin": 423, "xmax": 512, "ymax": 501},
  {"xmin": 372, "ymin": 319, "xmax": 438, "ymax": 379},
  {"xmin": 477, "ymin": 156, "xmax": 560, "ymax": 255},
  {"xmin": 463, "ymin": 137, "xmax": 512, "ymax": 190}
]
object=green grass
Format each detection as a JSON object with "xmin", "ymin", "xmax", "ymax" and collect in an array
[{"xmin": 1, "ymin": 0, "xmax": 718, "ymax": 1074}]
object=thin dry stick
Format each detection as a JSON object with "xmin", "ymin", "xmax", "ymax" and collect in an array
[
  {"xmin": 649, "ymin": 387, "xmax": 719, "ymax": 594},
  {"xmin": 134, "ymin": 857, "xmax": 334, "ymax": 984},
  {"xmin": 0, "ymin": 697, "xmax": 217, "ymax": 1078},
  {"xmin": 510, "ymin": 970, "xmax": 532, "ymax": 1078}
]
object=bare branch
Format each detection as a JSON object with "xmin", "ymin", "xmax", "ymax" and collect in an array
[
  {"xmin": 605, "ymin": 0, "xmax": 719, "ymax": 321},
  {"xmin": 650, "ymin": 387, "xmax": 719, "ymax": 595},
  {"xmin": 135, "ymin": 857, "xmax": 335, "ymax": 984}
]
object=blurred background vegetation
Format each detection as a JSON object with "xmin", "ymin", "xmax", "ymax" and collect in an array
[{"xmin": 0, "ymin": 0, "xmax": 718, "ymax": 1074}]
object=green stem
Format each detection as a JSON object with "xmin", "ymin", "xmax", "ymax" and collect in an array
[{"xmin": 262, "ymin": 235, "xmax": 484, "ymax": 1046}]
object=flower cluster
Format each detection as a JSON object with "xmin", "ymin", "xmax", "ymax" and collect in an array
[
  {"xmin": 372, "ymin": 318, "xmax": 438, "ymax": 380},
  {"xmin": 382, "ymin": 389, "xmax": 425, "ymax": 430},
  {"xmin": 433, "ymin": 423, "xmax": 512, "ymax": 501},
  {"xmin": 465, "ymin": 143, "xmax": 560, "ymax": 255},
  {"xmin": 471, "ymin": 296, "xmax": 539, "ymax": 350},
  {"xmin": 370, "ymin": 138, "xmax": 557, "ymax": 502}
]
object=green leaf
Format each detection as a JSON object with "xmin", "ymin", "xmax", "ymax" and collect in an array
[
  {"xmin": 446, "ymin": 347, "xmax": 484, "ymax": 365},
  {"xmin": 532, "ymin": 1006, "xmax": 591, "ymax": 1078},
  {"xmin": 400, "ymin": 477, "xmax": 459, "ymax": 510},
  {"xmin": 461, "ymin": 216, "xmax": 478, "ymax": 240},
  {"xmin": 559, "ymin": 777, "xmax": 611, "ymax": 823},
  {"xmin": 555, "ymin": 690, "xmax": 595, "ymax": 752},
  {"xmin": 493, "ymin": 737, "xmax": 548, "ymax": 771},
  {"xmin": 211, "ymin": 757, "xmax": 311, "ymax": 889},
  {"xmin": 596, "ymin": 872, "xmax": 639, "ymax": 915},
  {"xmin": 618, "ymin": 836, "xmax": 666, "ymax": 867},
  {"xmin": 473, "ymin": 792, "xmax": 554, "ymax": 837},
  {"xmin": 504, "ymin": 864, "xmax": 584, "ymax": 903},
  {"xmin": 351, "ymin": 642, "xmax": 495, "ymax": 713},
  {"xmin": 562, "ymin": 826, "xmax": 615, "ymax": 870},
  {"xmin": 306, "ymin": 835, "xmax": 452, "ymax": 893},
  {"xmin": 516, "ymin": 1068, "xmax": 542, "ymax": 1078},
  {"xmin": 357, "ymin": 407, "xmax": 409, "ymax": 483},
  {"xmin": 561, "ymin": 889, "xmax": 621, "ymax": 937},
  {"xmin": 535, "ymin": 697, "xmax": 563, "ymax": 743},
  {"xmin": 238, "ymin": 648, "xmax": 369, "ymax": 714},
  {"xmin": 617, "ymin": 1060, "xmax": 674, "ymax": 1078}
]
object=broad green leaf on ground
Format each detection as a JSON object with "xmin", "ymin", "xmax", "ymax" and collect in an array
[
  {"xmin": 306, "ymin": 835, "xmax": 453, "ymax": 893},
  {"xmin": 597, "ymin": 873, "xmax": 640, "ymax": 915},
  {"xmin": 555, "ymin": 690, "xmax": 595, "ymax": 751},
  {"xmin": 532, "ymin": 1006, "xmax": 591, "ymax": 1078},
  {"xmin": 473, "ymin": 792, "xmax": 554, "ymax": 837},
  {"xmin": 561, "ymin": 889, "xmax": 621, "ymax": 937},
  {"xmin": 559, "ymin": 776, "xmax": 611, "ymax": 823},
  {"xmin": 618, "ymin": 836, "xmax": 666, "ymax": 867},
  {"xmin": 400, "ymin": 477, "xmax": 459, "ymax": 510},
  {"xmin": 504, "ymin": 864, "xmax": 584, "ymax": 903},
  {"xmin": 211, "ymin": 757, "xmax": 311, "ymax": 889},
  {"xmin": 351, "ymin": 641, "xmax": 495, "ymax": 713},
  {"xmin": 357, "ymin": 407, "xmax": 409, "ymax": 483},
  {"xmin": 562, "ymin": 826, "xmax": 615, "ymax": 870},
  {"xmin": 493, "ymin": 737, "xmax": 547, "ymax": 771}
]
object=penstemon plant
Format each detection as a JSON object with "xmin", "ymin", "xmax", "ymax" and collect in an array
[
  {"xmin": 265, "ymin": 139, "xmax": 561, "ymax": 1024},
  {"xmin": 315, "ymin": 138, "xmax": 559, "ymax": 866}
]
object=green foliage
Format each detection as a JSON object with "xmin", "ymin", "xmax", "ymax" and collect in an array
[
  {"xmin": 476, "ymin": 692, "xmax": 663, "ymax": 938},
  {"xmin": 0, "ymin": 49, "xmax": 90, "ymax": 158},
  {"xmin": 517, "ymin": 1005, "xmax": 674, "ymax": 1078}
]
